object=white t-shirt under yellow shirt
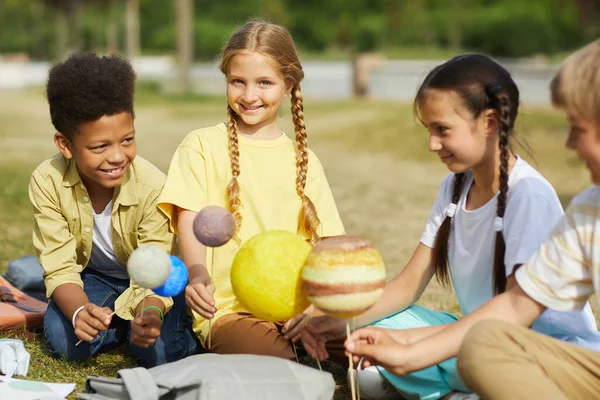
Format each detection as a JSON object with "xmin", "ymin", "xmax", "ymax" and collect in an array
[{"xmin": 158, "ymin": 123, "xmax": 345, "ymax": 343}]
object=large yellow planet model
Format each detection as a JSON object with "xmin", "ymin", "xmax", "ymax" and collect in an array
[{"xmin": 231, "ymin": 230, "xmax": 312, "ymax": 322}]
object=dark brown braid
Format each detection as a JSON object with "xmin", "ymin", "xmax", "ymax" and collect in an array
[
  {"xmin": 432, "ymin": 172, "xmax": 465, "ymax": 288},
  {"xmin": 492, "ymin": 90, "xmax": 512, "ymax": 294}
]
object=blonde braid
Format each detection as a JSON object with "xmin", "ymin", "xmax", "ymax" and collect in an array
[
  {"xmin": 291, "ymin": 85, "xmax": 321, "ymax": 245},
  {"xmin": 226, "ymin": 105, "xmax": 242, "ymax": 238}
]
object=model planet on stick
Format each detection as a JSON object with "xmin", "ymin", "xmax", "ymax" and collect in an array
[
  {"xmin": 152, "ymin": 255, "xmax": 189, "ymax": 297},
  {"xmin": 127, "ymin": 245, "xmax": 172, "ymax": 289},
  {"xmin": 193, "ymin": 205, "xmax": 235, "ymax": 247},
  {"xmin": 302, "ymin": 236, "xmax": 386, "ymax": 318},
  {"xmin": 231, "ymin": 230, "xmax": 312, "ymax": 322}
]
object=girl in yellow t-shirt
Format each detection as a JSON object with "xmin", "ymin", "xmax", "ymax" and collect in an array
[{"xmin": 158, "ymin": 20, "xmax": 345, "ymax": 358}]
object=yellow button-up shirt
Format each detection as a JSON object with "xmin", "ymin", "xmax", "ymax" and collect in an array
[{"xmin": 29, "ymin": 154, "xmax": 174, "ymax": 319}]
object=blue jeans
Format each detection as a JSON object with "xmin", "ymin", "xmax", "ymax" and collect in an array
[
  {"xmin": 44, "ymin": 268, "xmax": 200, "ymax": 368},
  {"xmin": 5, "ymin": 255, "xmax": 46, "ymax": 302}
]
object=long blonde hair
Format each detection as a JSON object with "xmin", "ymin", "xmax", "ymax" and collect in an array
[{"xmin": 219, "ymin": 21, "xmax": 321, "ymax": 245}]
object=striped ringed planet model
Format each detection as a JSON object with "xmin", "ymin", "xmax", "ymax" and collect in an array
[{"xmin": 302, "ymin": 235, "xmax": 386, "ymax": 318}]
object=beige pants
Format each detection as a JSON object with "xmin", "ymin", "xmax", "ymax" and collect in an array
[
  {"xmin": 209, "ymin": 312, "xmax": 296, "ymax": 360},
  {"xmin": 457, "ymin": 320, "xmax": 600, "ymax": 400}
]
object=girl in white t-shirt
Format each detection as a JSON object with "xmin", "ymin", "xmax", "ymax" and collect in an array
[{"xmin": 301, "ymin": 54, "xmax": 600, "ymax": 400}]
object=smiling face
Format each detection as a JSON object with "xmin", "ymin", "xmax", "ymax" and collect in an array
[
  {"xmin": 418, "ymin": 89, "xmax": 496, "ymax": 173},
  {"xmin": 564, "ymin": 113, "xmax": 600, "ymax": 185},
  {"xmin": 55, "ymin": 111, "xmax": 136, "ymax": 194},
  {"xmin": 226, "ymin": 51, "xmax": 290, "ymax": 133}
]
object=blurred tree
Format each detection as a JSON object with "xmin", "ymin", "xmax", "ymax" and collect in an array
[
  {"xmin": 260, "ymin": 0, "xmax": 288, "ymax": 26},
  {"xmin": 384, "ymin": 0, "xmax": 402, "ymax": 46},
  {"xmin": 176, "ymin": 0, "xmax": 194, "ymax": 92},
  {"xmin": 85, "ymin": 0, "xmax": 121, "ymax": 54},
  {"xmin": 572, "ymin": 0, "xmax": 600, "ymax": 40},
  {"xmin": 30, "ymin": 0, "xmax": 46, "ymax": 59},
  {"xmin": 336, "ymin": 13, "xmax": 353, "ymax": 50},
  {"xmin": 0, "ymin": 0, "xmax": 592, "ymax": 60},
  {"xmin": 447, "ymin": 0, "xmax": 464, "ymax": 51},
  {"xmin": 126, "ymin": 0, "xmax": 140, "ymax": 58},
  {"xmin": 106, "ymin": 0, "xmax": 120, "ymax": 54},
  {"xmin": 42, "ymin": 0, "xmax": 82, "ymax": 60},
  {"xmin": 413, "ymin": 0, "xmax": 435, "ymax": 46}
]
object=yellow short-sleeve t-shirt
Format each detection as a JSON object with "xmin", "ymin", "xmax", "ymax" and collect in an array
[{"xmin": 158, "ymin": 123, "xmax": 345, "ymax": 343}]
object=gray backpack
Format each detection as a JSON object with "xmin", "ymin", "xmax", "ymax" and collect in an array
[{"xmin": 78, "ymin": 354, "xmax": 335, "ymax": 400}]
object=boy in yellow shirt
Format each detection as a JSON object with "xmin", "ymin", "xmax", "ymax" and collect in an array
[{"xmin": 30, "ymin": 52, "xmax": 198, "ymax": 366}]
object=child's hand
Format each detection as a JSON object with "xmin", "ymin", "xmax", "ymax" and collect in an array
[
  {"xmin": 130, "ymin": 310, "xmax": 162, "ymax": 348},
  {"xmin": 282, "ymin": 305, "xmax": 314, "ymax": 342},
  {"xmin": 73, "ymin": 303, "xmax": 112, "ymax": 342},
  {"xmin": 301, "ymin": 314, "xmax": 346, "ymax": 360},
  {"xmin": 185, "ymin": 274, "xmax": 216, "ymax": 319},
  {"xmin": 300, "ymin": 328, "xmax": 329, "ymax": 360},
  {"xmin": 307, "ymin": 315, "xmax": 347, "ymax": 341},
  {"xmin": 345, "ymin": 327, "xmax": 411, "ymax": 376}
]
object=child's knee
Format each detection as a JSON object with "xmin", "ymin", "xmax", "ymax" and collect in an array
[
  {"xmin": 457, "ymin": 320, "xmax": 510, "ymax": 379},
  {"xmin": 44, "ymin": 325, "xmax": 88, "ymax": 362}
]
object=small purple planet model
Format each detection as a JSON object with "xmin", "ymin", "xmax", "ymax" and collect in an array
[
  {"xmin": 193, "ymin": 205, "xmax": 235, "ymax": 247},
  {"xmin": 152, "ymin": 255, "xmax": 189, "ymax": 297}
]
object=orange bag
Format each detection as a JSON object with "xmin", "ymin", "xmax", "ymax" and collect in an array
[{"xmin": 0, "ymin": 275, "xmax": 47, "ymax": 332}]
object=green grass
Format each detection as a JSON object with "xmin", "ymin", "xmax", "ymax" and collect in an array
[{"xmin": 0, "ymin": 88, "xmax": 593, "ymax": 399}]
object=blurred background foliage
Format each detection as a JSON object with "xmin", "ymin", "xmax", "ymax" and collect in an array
[{"xmin": 0, "ymin": 0, "xmax": 598, "ymax": 61}]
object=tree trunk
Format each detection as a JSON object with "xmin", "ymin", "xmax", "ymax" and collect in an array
[
  {"xmin": 125, "ymin": 0, "xmax": 140, "ymax": 59},
  {"xmin": 448, "ymin": 0, "xmax": 463, "ymax": 51},
  {"xmin": 30, "ymin": 1, "xmax": 45, "ymax": 59},
  {"xmin": 175, "ymin": 0, "xmax": 193, "ymax": 93},
  {"xmin": 573, "ymin": 0, "xmax": 600, "ymax": 40},
  {"xmin": 55, "ymin": 8, "xmax": 68, "ymax": 61},
  {"xmin": 72, "ymin": 1, "xmax": 83, "ymax": 52},
  {"xmin": 106, "ymin": 0, "xmax": 119, "ymax": 54}
]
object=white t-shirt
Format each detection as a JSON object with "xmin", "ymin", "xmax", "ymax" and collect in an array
[
  {"xmin": 87, "ymin": 200, "xmax": 129, "ymax": 280},
  {"xmin": 421, "ymin": 157, "xmax": 600, "ymax": 346}
]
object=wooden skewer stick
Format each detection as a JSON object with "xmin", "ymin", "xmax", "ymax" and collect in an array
[
  {"xmin": 347, "ymin": 322, "xmax": 357, "ymax": 400},
  {"xmin": 292, "ymin": 341, "xmax": 300, "ymax": 363},
  {"xmin": 316, "ymin": 357, "xmax": 322, "ymax": 371},
  {"xmin": 75, "ymin": 287, "xmax": 141, "ymax": 346},
  {"xmin": 207, "ymin": 250, "xmax": 215, "ymax": 350},
  {"xmin": 352, "ymin": 317, "xmax": 360, "ymax": 400}
]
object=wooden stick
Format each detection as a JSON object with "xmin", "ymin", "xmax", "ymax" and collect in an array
[
  {"xmin": 347, "ymin": 322, "xmax": 356, "ymax": 400},
  {"xmin": 316, "ymin": 357, "xmax": 322, "ymax": 371},
  {"xmin": 139, "ymin": 295, "xmax": 147, "ymax": 320},
  {"xmin": 352, "ymin": 318, "xmax": 360, "ymax": 400},
  {"xmin": 207, "ymin": 249, "xmax": 215, "ymax": 350},
  {"xmin": 75, "ymin": 287, "xmax": 141, "ymax": 346},
  {"xmin": 292, "ymin": 341, "xmax": 300, "ymax": 363}
]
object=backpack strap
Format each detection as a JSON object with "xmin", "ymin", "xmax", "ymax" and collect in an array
[
  {"xmin": 118, "ymin": 367, "xmax": 160, "ymax": 400},
  {"xmin": 0, "ymin": 286, "xmax": 45, "ymax": 313}
]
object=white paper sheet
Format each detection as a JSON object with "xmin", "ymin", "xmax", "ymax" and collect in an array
[{"xmin": 0, "ymin": 376, "xmax": 75, "ymax": 400}]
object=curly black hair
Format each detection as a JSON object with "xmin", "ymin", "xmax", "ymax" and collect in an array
[{"xmin": 46, "ymin": 52, "xmax": 136, "ymax": 139}]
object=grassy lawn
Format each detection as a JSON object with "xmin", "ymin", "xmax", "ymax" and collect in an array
[{"xmin": 0, "ymin": 86, "xmax": 593, "ymax": 398}]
